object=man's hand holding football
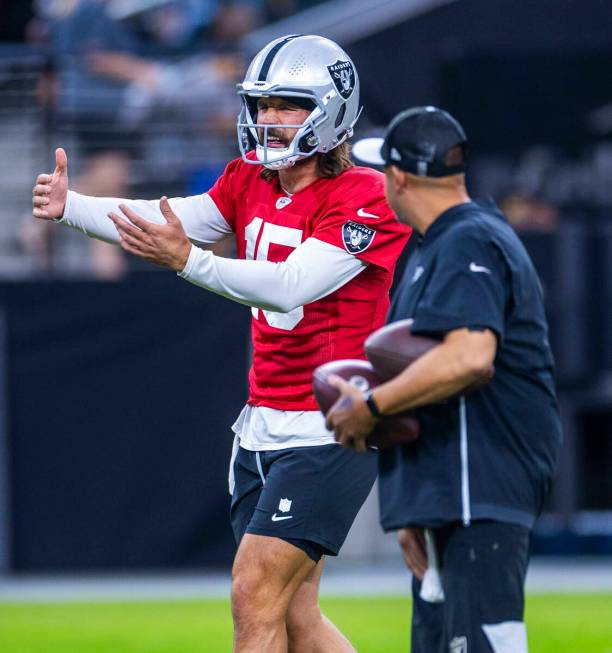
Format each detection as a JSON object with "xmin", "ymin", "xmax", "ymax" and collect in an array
[
  {"xmin": 109, "ymin": 197, "xmax": 191, "ymax": 272},
  {"xmin": 32, "ymin": 147, "xmax": 69, "ymax": 220},
  {"xmin": 325, "ymin": 375, "xmax": 378, "ymax": 452}
]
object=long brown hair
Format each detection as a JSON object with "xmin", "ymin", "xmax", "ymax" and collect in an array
[{"xmin": 260, "ymin": 142, "xmax": 353, "ymax": 182}]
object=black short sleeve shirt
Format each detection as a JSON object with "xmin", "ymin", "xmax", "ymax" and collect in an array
[
  {"xmin": 406, "ymin": 225, "xmax": 508, "ymax": 342},
  {"xmin": 379, "ymin": 200, "xmax": 562, "ymax": 531}
]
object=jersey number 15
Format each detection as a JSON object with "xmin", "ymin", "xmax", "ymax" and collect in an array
[{"xmin": 245, "ymin": 217, "xmax": 304, "ymax": 331}]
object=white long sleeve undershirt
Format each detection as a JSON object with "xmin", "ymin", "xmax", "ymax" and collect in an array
[
  {"xmin": 60, "ymin": 190, "xmax": 367, "ymax": 311},
  {"xmin": 61, "ymin": 190, "xmax": 232, "ymax": 245},
  {"xmin": 178, "ymin": 237, "xmax": 367, "ymax": 312}
]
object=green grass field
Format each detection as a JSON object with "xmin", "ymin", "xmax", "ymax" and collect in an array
[{"xmin": 1, "ymin": 594, "xmax": 611, "ymax": 652}]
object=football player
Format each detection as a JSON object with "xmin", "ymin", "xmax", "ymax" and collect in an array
[{"xmin": 32, "ymin": 35, "xmax": 410, "ymax": 652}]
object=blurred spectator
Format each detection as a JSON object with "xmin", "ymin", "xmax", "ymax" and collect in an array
[
  {"xmin": 21, "ymin": 0, "xmax": 140, "ymax": 278},
  {"xmin": 20, "ymin": 0, "xmax": 250, "ymax": 277},
  {"xmin": 262, "ymin": 0, "xmax": 327, "ymax": 23},
  {"xmin": 499, "ymin": 194, "xmax": 560, "ymax": 233},
  {"xmin": 213, "ymin": 2, "xmax": 260, "ymax": 49},
  {"xmin": 262, "ymin": 0, "xmax": 298, "ymax": 23},
  {"xmin": 105, "ymin": 0, "xmax": 219, "ymax": 55}
]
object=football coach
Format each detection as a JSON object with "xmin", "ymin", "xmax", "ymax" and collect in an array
[{"xmin": 326, "ymin": 107, "xmax": 562, "ymax": 653}]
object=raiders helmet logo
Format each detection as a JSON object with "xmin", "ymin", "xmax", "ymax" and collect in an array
[
  {"xmin": 327, "ymin": 60, "xmax": 356, "ymax": 99},
  {"xmin": 342, "ymin": 221, "xmax": 375, "ymax": 254}
]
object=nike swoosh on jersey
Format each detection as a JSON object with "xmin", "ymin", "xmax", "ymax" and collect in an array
[
  {"xmin": 357, "ymin": 208, "xmax": 380, "ymax": 219},
  {"xmin": 271, "ymin": 513, "xmax": 293, "ymax": 522},
  {"xmin": 469, "ymin": 262, "xmax": 492, "ymax": 274}
]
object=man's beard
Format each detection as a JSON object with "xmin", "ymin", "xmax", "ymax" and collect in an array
[{"xmin": 258, "ymin": 128, "xmax": 290, "ymax": 148}]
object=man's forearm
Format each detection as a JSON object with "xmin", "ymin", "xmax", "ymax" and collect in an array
[
  {"xmin": 373, "ymin": 329, "xmax": 496, "ymax": 414},
  {"xmin": 178, "ymin": 238, "xmax": 366, "ymax": 311},
  {"xmin": 60, "ymin": 191, "xmax": 232, "ymax": 245}
]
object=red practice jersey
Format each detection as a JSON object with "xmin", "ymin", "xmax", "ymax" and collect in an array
[{"xmin": 208, "ymin": 157, "xmax": 411, "ymax": 410}]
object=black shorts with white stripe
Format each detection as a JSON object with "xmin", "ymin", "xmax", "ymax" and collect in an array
[{"xmin": 230, "ymin": 443, "xmax": 377, "ymax": 562}]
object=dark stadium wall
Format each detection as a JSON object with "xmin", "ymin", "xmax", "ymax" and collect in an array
[
  {"xmin": 349, "ymin": 0, "xmax": 612, "ymax": 149},
  {"xmin": 1, "ymin": 273, "xmax": 250, "ymax": 571}
]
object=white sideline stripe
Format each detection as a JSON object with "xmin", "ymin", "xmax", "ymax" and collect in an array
[
  {"xmin": 459, "ymin": 396, "xmax": 471, "ymax": 525},
  {"xmin": 255, "ymin": 452, "xmax": 266, "ymax": 486},
  {"xmin": 1, "ymin": 558, "xmax": 612, "ymax": 602},
  {"xmin": 482, "ymin": 621, "xmax": 528, "ymax": 653}
]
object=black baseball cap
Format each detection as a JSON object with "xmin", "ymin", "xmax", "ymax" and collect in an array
[{"xmin": 352, "ymin": 106, "xmax": 468, "ymax": 177}]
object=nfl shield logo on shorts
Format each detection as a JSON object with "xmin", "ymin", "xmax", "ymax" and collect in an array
[
  {"xmin": 449, "ymin": 636, "xmax": 467, "ymax": 653},
  {"xmin": 278, "ymin": 498, "xmax": 292, "ymax": 513},
  {"xmin": 342, "ymin": 221, "xmax": 376, "ymax": 254},
  {"xmin": 327, "ymin": 60, "xmax": 356, "ymax": 99}
]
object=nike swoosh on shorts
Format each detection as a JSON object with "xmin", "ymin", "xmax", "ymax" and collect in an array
[{"xmin": 271, "ymin": 513, "xmax": 293, "ymax": 522}]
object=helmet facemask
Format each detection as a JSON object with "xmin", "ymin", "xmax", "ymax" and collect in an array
[{"xmin": 237, "ymin": 92, "xmax": 326, "ymax": 170}]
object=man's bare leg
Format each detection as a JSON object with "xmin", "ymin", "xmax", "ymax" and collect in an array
[
  {"xmin": 231, "ymin": 534, "xmax": 316, "ymax": 653},
  {"xmin": 286, "ymin": 558, "xmax": 356, "ymax": 653}
]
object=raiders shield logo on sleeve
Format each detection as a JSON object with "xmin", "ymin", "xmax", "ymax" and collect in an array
[
  {"xmin": 327, "ymin": 60, "xmax": 356, "ymax": 100},
  {"xmin": 342, "ymin": 221, "xmax": 376, "ymax": 254}
]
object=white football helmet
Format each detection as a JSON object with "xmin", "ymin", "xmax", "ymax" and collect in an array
[{"xmin": 237, "ymin": 34, "xmax": 361, "ymax": 170}]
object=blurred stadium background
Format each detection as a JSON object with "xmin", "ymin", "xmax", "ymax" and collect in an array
[{"xmin": 1, "ymin": 0, "xmax": 612, "ymax": 648}]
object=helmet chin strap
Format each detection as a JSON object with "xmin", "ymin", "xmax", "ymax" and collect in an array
[
  {"xmin": 263, "ymin": 159, "xmax": 297, "ymax": 170},
  {"xmin": 256, "ymin": 144, "xmax": 299, "ymax": 169}
]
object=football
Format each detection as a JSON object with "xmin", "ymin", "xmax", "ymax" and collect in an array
[
  {"xmin": 365, "ymin": 319, "xmax": 438, "ymax": 380},
  {"xmin": 312, "ymin": 359, "xmax": 420, "ymax": 448},
  {"xmin": 365, "ymin": 318, "xmax": 495, "ymax": 389}
]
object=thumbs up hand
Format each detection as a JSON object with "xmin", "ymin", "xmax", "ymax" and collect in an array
[{"xmin": 32, "ymin": 148, "xmax": 69, "ymax": 221}]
